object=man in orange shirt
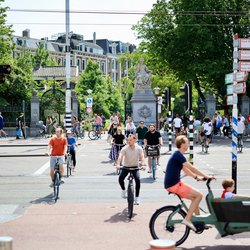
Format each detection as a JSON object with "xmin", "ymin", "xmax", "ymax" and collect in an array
[{"xmin": 48, "ymin": 127, "xmax": 67, "ymax": 187}]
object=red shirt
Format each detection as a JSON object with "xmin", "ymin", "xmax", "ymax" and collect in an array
[{"xmin": 49, "ymin": 136, "xmax": 67, "ymax": 156}]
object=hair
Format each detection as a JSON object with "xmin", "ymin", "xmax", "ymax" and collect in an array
[
  {"xmin": 56, "ymin": 127, "xmax": 63, "ymax": 133},
  {"xmin": 222, "ymin": 179, "xmax": 235, "ymax": 189},
  {"xmin": 128, "ymin": 134, "xmax": 136, "ymax": 140},
  {"xmin": 203, "ymin": 117, "xmax": 210, "ymax": 123},
  {"xmin": 175, "ymin": 135, "xmax": 188, "ymax": 149}
]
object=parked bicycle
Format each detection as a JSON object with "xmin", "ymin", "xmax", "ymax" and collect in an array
[
  {"xmin": 237, "ymin": 134, "xmax": 243, "ymax": 152},
  {"xmin": 149, "ymin": 178, "xmax": 250, "ymax": 246},
  {"xmin": 88, "ymin": 126, "xmax": 102, "ymax": 140},
  {"xmin": 146, "ymin": 144, "xmax": 160, "ymax": 180}
]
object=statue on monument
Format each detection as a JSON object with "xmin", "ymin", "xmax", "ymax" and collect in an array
[{"xmin": 134, "ymin": 58, "xmax": 152, "ymax": 90}]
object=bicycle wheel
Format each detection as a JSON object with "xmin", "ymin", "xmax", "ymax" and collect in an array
[
  {"xmin": 152, "ymin": 157, "xmax": 156, "ymax": 180},
  {"xmin": 88, "ymin": 130, "xmax": 97, "ymax": 140},
  {"xmin": 201, "ymin": 142, "xmax": 204, "ymax": 152},
  {"xmin": 53, "ymin": 172, "xmax": 60, "ymax": 201},
  {"xmin": 149, "ymin": 206, "xmax": 190, "ymax": 246},
  {"xmin": 205, "ymin": 140, "xmax": 208, "ymax": 153},
  {"xmin": 127, "ymin": 183, "xmax": 134, "ymax": 219},
  {"xmin": 66, "ymin": 158, "xmax": 70, "ymax": 177},
  {"xmin": 238, "ymin": 139, "xmax": 243, "ymax": 152}
]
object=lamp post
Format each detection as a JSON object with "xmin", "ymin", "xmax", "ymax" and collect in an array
[
  {"xmin": 153, "ymin": 86, "xmax": 161, "ymax": 131},
  {"xmin": 122, "ymin": 91, "xmax": 127, "ymax": 123}
]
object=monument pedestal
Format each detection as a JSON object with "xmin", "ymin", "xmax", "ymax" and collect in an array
[{"xmin": 131, "ymin": 89, "xmax": 156, "ymax": 126}]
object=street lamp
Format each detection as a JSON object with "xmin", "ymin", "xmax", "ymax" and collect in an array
[{"xmin": 153, "ymin": 86, "xmax": 161, "ymax": 130}]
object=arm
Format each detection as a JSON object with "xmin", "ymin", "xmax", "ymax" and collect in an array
[
  {"xmin": 159, "ymin": 136, "xmax": 163, "ymax": 146},
  {"xmin": 116, "ymin": 152, "xmax": 124, "ymax": 169},
  {"xmin": 139, "ymin": 150, "xmax": 146, "ymax": 170},
  {"xmin": 182, "ymin": 162, "xmax": 211, "ymax": 180}
]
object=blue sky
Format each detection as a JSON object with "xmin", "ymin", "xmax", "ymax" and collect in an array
[{"xmin": 3, "ymin": 0, "xmax": 157, "ymax": 44}]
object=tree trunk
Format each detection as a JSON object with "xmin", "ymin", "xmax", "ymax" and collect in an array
[{"xmin": 193, "ymin": 76, "xmax": 206, "ymax": 102}]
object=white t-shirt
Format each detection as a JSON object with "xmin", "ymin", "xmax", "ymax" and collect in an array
[
  {"xmin": 202, "ymin": 122, "xmax": 212, "ymax": 135},
  {"xmin": 173, "ymin": 117, "xmax": 182, "ymax": 128},
  {"xmin": 238, "ymin": 121, "xmax": 245, "ymax": 134},
  {"xmin": 224, "ymin": 192, "xmax": 234, "ymax": 199}
]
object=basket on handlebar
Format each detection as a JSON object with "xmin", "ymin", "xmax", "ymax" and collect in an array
[{"xmin": 146, "ymin": 146, "xmax": 160, "ymax": 157}]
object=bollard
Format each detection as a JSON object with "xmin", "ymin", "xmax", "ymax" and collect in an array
[
  {"xmin": 0, "ymin": 236, "xmax": 13, "ymax": 250},
  {"xmin": 149, "ymin": 239, "xmax": 175, "ymax": 250}
]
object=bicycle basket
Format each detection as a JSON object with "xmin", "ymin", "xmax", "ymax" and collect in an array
[{"xmin": 146, "ymin": 146, "xmax": 160, "ymax": 157}]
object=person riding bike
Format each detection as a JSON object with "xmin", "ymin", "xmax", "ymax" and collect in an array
[
  {"xmin": 66, "ymin": 130, "xmax": 77, "ymax": 171},
  {"xmin": 48, "ymin": 127, "xmax": 67, "ymax": 187},
  {"xmin": 116, "ymin": 134, "xmax": 146, "ymax": 205},
  {"xmin": 200, "ymin": 117, "xmax": 213, "ymax": 144},
  {"xmin": 144, "ymin": 124, "xmax": 163, "ymax": 173},
  {"xmin": 93, "ymin": 114, "xmax": 102, "ymax": 132},
  {"xmin": 164, "ymin": 135, "xmax": 214, "ymax": 232},
  {"xmin": 136, "ymin": 120, "xmax": 148, "ymax": 147}
]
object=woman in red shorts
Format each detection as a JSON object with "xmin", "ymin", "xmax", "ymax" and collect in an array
[{"xmin": 164, "ymin": 135, "xmax": 214, "ymax": 231}]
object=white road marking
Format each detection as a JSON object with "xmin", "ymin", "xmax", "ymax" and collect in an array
[{"xmin": 31, "ymin": 161, "xmax": 50, "ymax": 176}]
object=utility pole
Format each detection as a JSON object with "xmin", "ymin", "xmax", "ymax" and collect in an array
[{"xmin": 65, "ymin": 0, "xmax": 71, "ymax": 130}]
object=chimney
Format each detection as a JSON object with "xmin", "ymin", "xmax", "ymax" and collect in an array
[
  {"xmin": 93, "ymin": 32, "xmax": 96, "ymax": 44},
  {"xmin": 22, "ymin": 29, "xmax": 30, "ymax": 38}
]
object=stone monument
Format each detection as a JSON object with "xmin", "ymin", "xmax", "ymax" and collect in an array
[
  {"xmin": 130, "ymin": 58, "xmax": 156, "ymax": 125},
  {"xmin": 30, "ymin": 91, "xmax": 40, "ymax": 136}
]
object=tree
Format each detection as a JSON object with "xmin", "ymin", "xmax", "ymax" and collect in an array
[
  {"xmin": 133, "ymin": 0, "xmax": 250, "ymax": 106},
  {"xmin": 76, "ymin": 60, "xmax": 123, "ymax": 118}
]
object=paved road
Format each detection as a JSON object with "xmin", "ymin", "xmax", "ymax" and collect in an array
[{"xmin": 0, "ymin": 135, "xmax": 250, "ymax": 249}]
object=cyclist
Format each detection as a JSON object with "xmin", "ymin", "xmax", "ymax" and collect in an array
[
  {"xmin": 125, "ymin": 117, "xmax": 136, "ymax": 138},
  {"xmin": 200, "ymin": 117, "xmax": 213, "ymax": 144},
  {"xmin": 93, "ymin": 114, "xmax": 102, "ymax": 131},
  {"xmin": 48, "ymin": 127, "xmax": 67, "ymax": 187},
  {"xmin": 144, "ymin": 124, "xmax": 163, "ymax": 172},
  {"xmin": 164, "ymin": 135, "xmax": 214, "ymax": 232},
  {"xmin": 116, "ymin": 134, "xmax": 146, "ymax": 205},
  {"xmin": 66, "ymin": 130, "xmax": 77, "ymax": 171},
  {"xmin": 136, "ymin": 120, "xmax": 148, "ymax": 147},
  {"xmin": 237, "ymin": 117, "xmax": 245, "ymax": 144}
]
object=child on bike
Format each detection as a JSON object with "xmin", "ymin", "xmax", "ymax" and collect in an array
[
  {"xmin": 66, "ymin": 130, "xmax": 77, "ymax": 171},
  {"xmin": 221, "ymin": 179, "xmax": 250, "ymax": 199}
]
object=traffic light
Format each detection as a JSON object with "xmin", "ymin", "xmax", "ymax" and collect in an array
[
  {"xmin": 180, "ymin": 81, "xmax": 192, "ymax": 112},
  {"xmin": 0, "ymin": 64, "xmax": 11, "ymax": 84},
  {"xmin": 162, "ymin": 87, "xmax": 171, "ymax": 110}
]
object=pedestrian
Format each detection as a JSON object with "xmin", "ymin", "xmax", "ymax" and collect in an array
[
  {"xmin": 221, "ymin": 178, "xmax": 250, "ymax": 199},
  {"xmin": 136, "ymin": 120, "xmax": 148, "ymax": 147},
  {"xmin": 0, "ymin": 112, "xmax": 7, "ymax": 137},
  {"xmin": 164, "ymin": 135, "xmax": 215, "ymax": 231},
  {"xmin": 16, "ymin": 113, "xmax": 25, "ymax": 139},
  {"xmin": 116, "ymin": 134, "xmax": 146, "ymax": 205},
  {"xmin": 46, "ymin": 115, "xmax": 53, "ymax": 136}
]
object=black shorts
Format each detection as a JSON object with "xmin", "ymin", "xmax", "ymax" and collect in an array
[{"xmin": 175, "ymin": 127, "xmax": 181, "ymax": 133}]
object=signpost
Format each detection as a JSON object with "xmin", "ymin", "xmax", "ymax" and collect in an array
[
  {"xmin": 234, "ymin": 82, "xmax": 246, "ymax": 94},
  {"xmin": 239, "ymin": 62, "xmax": 250, "ymax": 72},
  {"xmin": 86, "ymin": 97, "xmax": 93, "ymax": 108},
  {"xmin": 239, "ymin": 38, "xmax": 250, "ymax": 49}
]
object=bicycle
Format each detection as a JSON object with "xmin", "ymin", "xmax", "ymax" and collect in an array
[
  {"xmin": 121, "ymin": 166, "xmax": 140, "ymax": 219},
  {"xmin": 149, "ymin": 178, "xmax": 250, "ymax": 246},
  {"xmin": 65, "ymin": 145, "xmax": 74, "ymax": 177},
  {"xmin": 146, "ymin": 144, "xmax": 160, "ymax": 180},
  {"xmin": 237, "ymin": 134, "xmax": 243, "ymax": 152},
  {"xmin": 88, "ymin": 126, "xmax": 102, "ymax": 140},
  {"xmin": 51, "ymin": 157, "xmax": 61, "ymax": 202},
  {"xmin": 113, "ymin": 143, "xmax": 125, "ymax": 175},
  {"xmin": 200, "ymin": 131, "xmax": 209, "ymax": 153}
]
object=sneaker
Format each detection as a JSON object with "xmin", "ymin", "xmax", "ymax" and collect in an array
[
  {"xmin": 181, "ymin": 219, "xmax": 197, "ymax": 232},
  {"xmin": 60, "ymin": 178, "xmax": 65, "ymax": 184},
  {"xmin": 134, "ymin": 197, "xmax": 140, "ymax": 205},
  {"xmin": 49, "ymin": 182, "xmax": 54, "ymax": 188},
  {"xmin": 121, "ymin": 190, "xmax": 127, "ymax": 199},
  {"xmin": 147, "ymin": 170, "xmax": 152, "ymax": 173}
]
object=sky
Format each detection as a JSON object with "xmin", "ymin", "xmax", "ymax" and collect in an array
[{"xmin": 2, "ymin": 0, "xmax": 157, "ymax": 45}]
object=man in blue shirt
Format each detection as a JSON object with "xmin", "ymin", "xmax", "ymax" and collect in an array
[
  {"xmin": 164, "ymin": 135, "xmax": 214, "ymax": 232},
  {"xmin": 66, "ymin": 130, "xmax": 77, "ymax": 170}
]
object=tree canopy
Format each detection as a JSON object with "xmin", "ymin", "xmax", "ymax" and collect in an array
[{"xmin": 133, "ymin": 0, "xmax": 250, "ymax": 106}]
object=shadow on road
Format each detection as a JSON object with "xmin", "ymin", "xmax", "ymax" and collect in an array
[
  {"xmin": 141, "ymin": 177, "xmax": 156, "ymax": 184},
  {"xmin": 104, "ymin": 208, "xmax": 138, "ymax": 224},
  {"xmin": 30, "ymin": 193, "xmax": 56, "ymax": 205}
]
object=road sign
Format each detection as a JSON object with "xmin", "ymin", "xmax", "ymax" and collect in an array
[
  {"xmin": 239, "ymin": 62, "xmax": 250, "ymax": 72},
  {"xmin": 234, "ymin": 82, "xmax": 246, "ymax": 94},
  {"xmin": 239, "ymin": 39, "xmax": 250, "ymax": 49},
  {"xmin": 86, "ymin": 107, "xmax": 92, "ymax": 114},
  {"xmin": 239, "ymin": 50, "xmax": 250, "ymax": 61},
  {"xmin": 235, "ymin": 71, "xmax": 248, "ymax": 82},
  {"xmin": 225, "ymin": 73, "xmax": 233, "ymax": 84},
  {"xmin": 227, "ymin": 84, "xmax": 233, "ymax": 95},
  {"xmin": 227, "ymin": 95, "xmax": 238, "ymax": 106},
  {"xmin": 86, "ymin": 98, "xmax": 93, "ymax": 107}
]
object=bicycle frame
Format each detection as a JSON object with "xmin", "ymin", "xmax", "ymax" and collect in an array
[{"xmin": 167, "ymin": 179, "xmax": 250, "ymax": 237}]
